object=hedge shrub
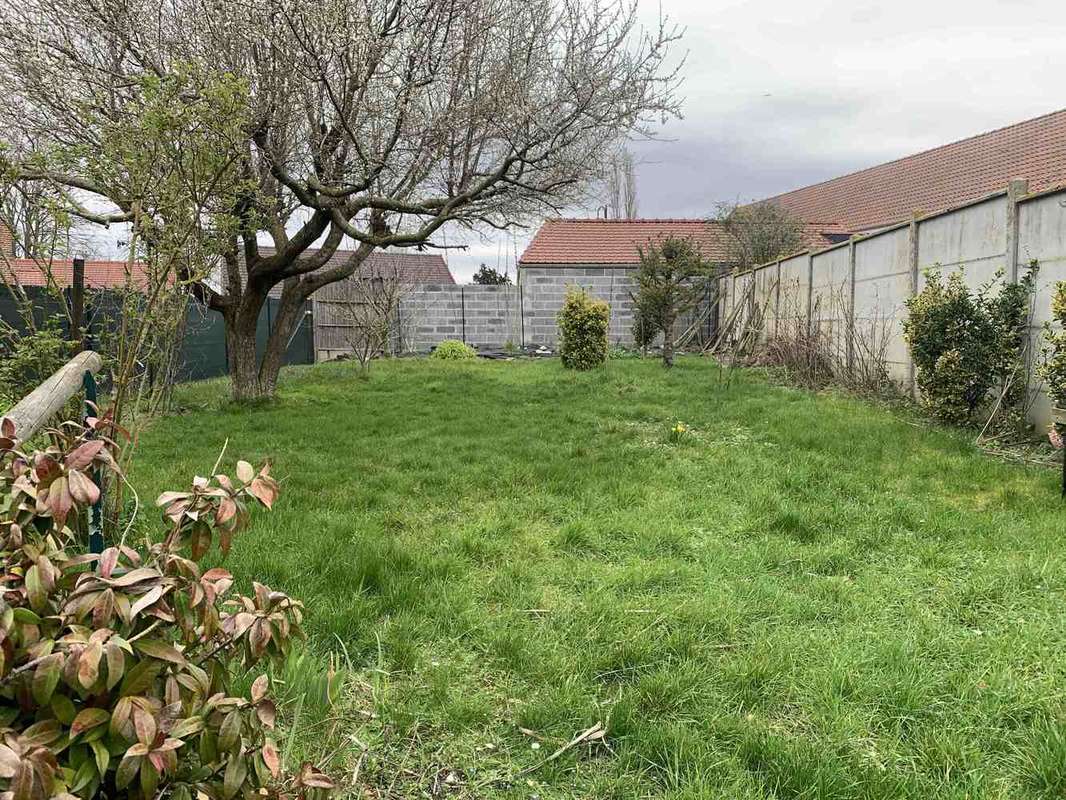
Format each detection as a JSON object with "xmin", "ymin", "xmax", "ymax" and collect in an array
[
  {"xmin": 557, "ymin": 287, "xmax": 609, "ymax": 370},
  {"xmin": 431, "ymin": 340, "xmax": 476, "ymax": 360},
  {"xmin": 1040, "ymin": 281, "xmax": 1066, "ymax": 408},
  {"xmin": 904, "ymin": 266, "xmax": 1036, "ymax": 425}
]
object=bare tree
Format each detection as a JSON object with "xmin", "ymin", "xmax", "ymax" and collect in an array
[
  {"xmin": 0, "ymin": 0, "xmax": 681, "ymax": 401},
  {"xmin": 714, "ymin": 201, "xmax": 805, "ymax": 271},
  {"xmin": 338, "ymin": 264, "xmax": 410, "ymax": 376},
  {"xmin": 606, "ymin": 146, "xmax": 638, "ymax": 219}
]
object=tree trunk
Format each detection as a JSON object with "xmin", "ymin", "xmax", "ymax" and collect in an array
[
  {"xmin": 662, "ymin": 309, "xmax": 676, "ymax": 368},
  {"xmin": 225, "ymin": 303, "xmax": 264, "ymax": 402},
  {"xmin": 257, "ymin": 288, "xmax": 306, "ymax": 397}
]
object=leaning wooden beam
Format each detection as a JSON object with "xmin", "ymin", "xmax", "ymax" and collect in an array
[{"xmin": 3, "ymin": 350, "xmax": 103, "ymax": 442}]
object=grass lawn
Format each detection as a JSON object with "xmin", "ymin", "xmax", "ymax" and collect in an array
[{"xmin": 131, "ymin": 357, "xmax": 1066, "ymax": 799}]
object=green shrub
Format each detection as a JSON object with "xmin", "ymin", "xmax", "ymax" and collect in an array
[
  {"xmin": 1040, "ymin": 281, "xmax": 1066, "ymax": 409},
  {"xmin": 904, "ymin": 265, "xmax": 1036, "ymax": 425},
  {"xmin": 557, "ymin": 286, "xmax": 609, "ymax": 370},
  {"xmin": 431, "ymin": 340, "xmax": 477, "ymax": 360},
  {"xmin": 0, "ymin": 318, "xmax": 74, "ymax": 408},
  {"xmin": 0, "ymin": 413, "xmax": 335, "ymax": 800}
]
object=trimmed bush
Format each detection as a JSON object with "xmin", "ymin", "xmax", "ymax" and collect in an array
[
  {"xmin": 557, "ymin": 286, "xmax": 609, "ymax": 370},
  {"xmin": 904, "ymin": 265, "xmax": 1036, "ymax": 425},
  {"xmin": 431, "ymin": 339, "xmax": 477, "ymax": 360},
  {"xmin": 1040, "ymin": 281, "xmax": 1066, "ymax": 408}
]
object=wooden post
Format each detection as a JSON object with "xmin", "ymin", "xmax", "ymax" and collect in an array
[
  {"xmin": 2, "ymin": 351, "xmax": 103, "ymax": 442},
  {"xmin": 70, "ymin": 256, "xmax": 85, "ymax": 351}
]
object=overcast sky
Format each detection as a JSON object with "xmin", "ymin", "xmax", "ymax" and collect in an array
[
  {"xmin": 78, "ymin": 0, "xmax": 1066, "ymax": 282},
  {"xmin": 442, "ymin": 0, "xmax": 1066, "ymax": 282}
]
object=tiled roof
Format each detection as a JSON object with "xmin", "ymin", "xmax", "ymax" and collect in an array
[
  {"xmin": 252, "ymin": 247, "xmax": 454, "ymax": 292},
  {"xmin": 0, "ymin": 258, "xmax": 150, "ymax": 289},
  {"xmin": 763, "ymin": 108, "xmax": 1066, "ymax": 232},
  {"xmin": 358, "ymin": 251, "xmax": 454, "ymax": 284},
  {"xmin": 518, "ymin": 218, "xmax": 845, "ymax": 265}
]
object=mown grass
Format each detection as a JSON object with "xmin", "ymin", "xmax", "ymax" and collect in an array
[{"xmin": 131, "ymin": 357, "xmax": 1066, "ymax": 799}]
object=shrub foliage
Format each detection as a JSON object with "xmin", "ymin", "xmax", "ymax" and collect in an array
[
  {"xmin": 0, "ymin": 414, "xmax": 334, "ymax": 800},
  {"xmin": 631, "ymin": 237, "xmax": 713, "ymax": 367},
  {"xmin": 431, "ymin": 340, "xmax": 476, "ymax": 360},
  {"xmin": 1039, "ymin": 281, "xmax": 1066, "ymax": 409},
  {"xmin": 557, "ymin": 287, "xmax": 609, "ymax": 370},
  {"xmin": 904, "ymin": 265, "xmax": 1036, "ymax": 425}
]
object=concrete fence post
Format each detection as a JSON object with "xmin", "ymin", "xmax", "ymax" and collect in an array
[
  {"xmin": 847, "ymin": 238, "xmax": 857, "ymax": 371},
  {"xmin": 806, "ymin": 253, "xmax": 814, "ymax": 338},
  {"xmin": 907, "ymin": 212, "xmax": 921, "ymax": 397},
  {"xmin": 1005, "ymin": 178, "xmax": 1029, "ymax": 282},
  {"xmin": 774, "ymin": 260, "xmax": 782, "ymax": 338}
]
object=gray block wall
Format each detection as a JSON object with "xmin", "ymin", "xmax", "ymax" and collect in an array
[
  {"xmin": 399, "ymin": 284, "xmax": 522, "ymax": 352},
  {"xmin": 314, "ymin": 267, "xmax": 719, "ymax": 359},
  {"xmin": 519, "ymin": 265, "xmax": 640, "ymax": 347}
]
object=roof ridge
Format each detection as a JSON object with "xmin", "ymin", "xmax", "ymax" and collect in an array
[
  {"xmin": 762, "ymin": 106, "xmax": 1066, "ymax": 203},
  {"xmin": 547, "ymin": 217, "xmax": 711, "ymax": 224}
]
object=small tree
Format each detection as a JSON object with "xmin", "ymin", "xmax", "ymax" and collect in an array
[
  {"xmin": 714, "ymin": 202, "xmax": 805, "ymax": 271},
  {"xmin": 557, "ymin": 286, "xmax": 608, "ymax": 370},
  {"xmin": 632, "ymin": 237, "xmax": 713, "ymax": 367},
  {"xmin": 339, "ymin": 267, "xmax": 410, "ymax": 377},
  {"xmin": 472, "ymin": 265, "xmax": 512, "ymax": 286}
]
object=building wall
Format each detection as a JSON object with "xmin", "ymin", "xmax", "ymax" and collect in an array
[
  {"xmin": 313, "ymin": 265, "xmax": 720, "ymax": 358},
  {"xmin": 519, "ymin": 265, "xmax": 639, "ymax": 347},
  {"xmin": 313, "ymin": 283, "xmax": 523, "ymax": 360},
  {"xmin": 720, "ymin": 181, "xmax": 1066, "ymax": 428}
]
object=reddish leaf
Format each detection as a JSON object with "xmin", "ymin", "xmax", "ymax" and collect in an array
[
  {"xmin": 67, "ymin": 469, "xmax": 100, "ymax": 505},
  {"xmin": 262, "ymin": 739, "xmax": 280, "ymax": 778},
  {"xmin": 133, "ymin": 638, "xmax": 186, "ymax": 665},
  {"xmin": 65, "ymin": 440, "xmax": 105, "ymax": 470},
  {"xmin": 70, "ymin": 708, "xmax": 110, "ymax": 738},
  {"xmin": 250, "ymin": 674, "xmax": 268, "ymax": 704},
  {"xmin": 133, "ymin": 707, "xmax": 157, "ymax": 746},
  {"xmin": 154, "ymin": 491, "xmax": 190, "ymax": 508},
  {"xmin": 78, "ymin": 641, "xmax": 103, "ymax": 688},
  {"xmin": 130, "ymin": 585, "xmax": 164, "ymax": 618},
  {"xmin": 255, "ymin": 699, "xmax": 276, "ymax": 730}
]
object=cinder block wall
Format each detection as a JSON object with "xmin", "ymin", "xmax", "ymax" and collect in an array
[
  {"xmin": 314, "ymin": 267, "xmax": 718, "ymax": 358},
  {"xmin": 519, "ymin": 265, "xmax": 639, "ymax": 347},
  {"xmin": 399, "ymin": 284, "xmax": 521, "ymax": 352}
]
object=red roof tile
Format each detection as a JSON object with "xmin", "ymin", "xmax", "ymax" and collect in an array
[
  {"xmin": 253, "ymin": 248, "xmax": 454, "ymax": 292},
  {"xmin": 0, "ymin": 258, "xmax": 150, "ymax": 289},
  {"xmin": 518, "ymin": 218, "xmax": 844, "ymax": 265},
  {"xmin": 763, "ymin": 108, "xmax": 1066, "ymax": 232}
]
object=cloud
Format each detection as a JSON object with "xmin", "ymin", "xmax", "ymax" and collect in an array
[{"xmin": 81, "ymin": 0, "xmax": 1066, "ymax": 284}]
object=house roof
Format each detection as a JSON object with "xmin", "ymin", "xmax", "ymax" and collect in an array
[
  {"xmin": 1, "ymin": 258, "xmax": 151, "ymax": 289},
  {"xmin": 252, "ymin": 248, "xmax": 454, "ymax": 291},
  {"xmin": 518, "ymin": 218, "xmax": 845, "ymax": 266},
  {"xmin": 763, "ymin": 108, "xmax": 1066, "ymax": 232}
]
